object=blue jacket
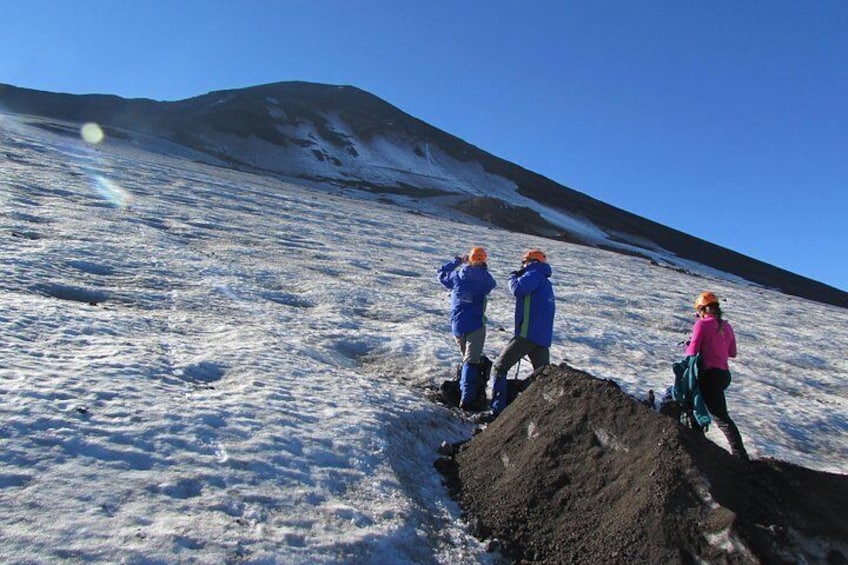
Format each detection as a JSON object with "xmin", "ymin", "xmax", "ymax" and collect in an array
[
  {"xmin": 509, "ymin": 261, "xmax": 555, "ymax": 347},
  {"xmin": 437, "ymin": 258, "xmax": 497, "ymax": 336},
  {"xmin": 672, "ymin": 354, "xmax": 711, "ymax": 428}
]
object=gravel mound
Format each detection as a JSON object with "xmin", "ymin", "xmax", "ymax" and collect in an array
[{"xmin": 436, "ymin": 363, "xmax": 848, "ymax": 564}]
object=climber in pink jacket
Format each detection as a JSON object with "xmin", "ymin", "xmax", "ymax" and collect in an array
[{"xmin": 684, "ymin": 291, "xmax": 748, "ymax": 460}]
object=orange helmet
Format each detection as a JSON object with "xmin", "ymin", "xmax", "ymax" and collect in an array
[
  {"xmin": 522, "ymin": 249, "xmax": 547, "ymax": 264},
  {"xmin": 694, "ymin": 291, "xmax": 719, "ymax": 310},
  {"xmin": 468, "ymin": 246, "xmax": 487, "ymax": 265}
]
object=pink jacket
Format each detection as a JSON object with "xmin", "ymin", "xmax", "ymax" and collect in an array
[{"xmin": 685, "ymin": 315, "xmax": 736, "ymax": 370}]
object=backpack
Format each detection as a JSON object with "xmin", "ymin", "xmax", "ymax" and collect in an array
[{"xmin": 506, "ymin": 371, "xmax": 535, "ymax": 404}]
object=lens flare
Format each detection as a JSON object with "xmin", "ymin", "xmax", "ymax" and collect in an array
[
  {"xmin": 81, "ymin": 122, "xmax": 105, "ymax": 144},
  {"xmin": 93, "ymin": 175, "xmax": 131, "ymax": 208}
]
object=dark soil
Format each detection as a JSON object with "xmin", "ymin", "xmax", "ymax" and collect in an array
[{"xmin": 435, "ymin": 363, "xmax": 848, "ymax": 564}]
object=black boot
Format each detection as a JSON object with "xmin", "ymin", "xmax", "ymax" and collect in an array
[{"xmin": 716, "ymin": 417, "xmax": 749, "ymax": 460}]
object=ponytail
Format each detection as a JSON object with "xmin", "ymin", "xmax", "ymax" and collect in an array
[{"xmin": 704, "ymin": 304, "xmax": 724, "ymax": 331}]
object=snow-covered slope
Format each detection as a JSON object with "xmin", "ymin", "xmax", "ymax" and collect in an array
[
  {"xmin": 2, "ymin": 80, "xmax": 846, "ymax": 309},
  {"xmin": 1, "ymin": 111, "xmax": 846, "ymax": 563}
]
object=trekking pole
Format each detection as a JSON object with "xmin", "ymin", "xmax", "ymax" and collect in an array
[{"xmin": 513, "ymin": 357, "xmax": 522, "ymax": 379}]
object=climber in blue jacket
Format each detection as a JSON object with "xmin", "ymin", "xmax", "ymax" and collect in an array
[
  {"xmin": 437, "ymin": 247, "xmax": 497, "ymax": 410},
  {"xmin": 491, "ymin": 249, "xmax": 556, "ymax": 416}
]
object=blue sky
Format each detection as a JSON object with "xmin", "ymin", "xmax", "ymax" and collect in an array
[{"xmin": 2, "ymin": 1, "xmax": 846, "ymax": 292}]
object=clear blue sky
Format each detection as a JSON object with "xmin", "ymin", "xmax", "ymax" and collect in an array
[{"xmin": 3, "ymin": 1, "xmax": 846, "ymax": 292}]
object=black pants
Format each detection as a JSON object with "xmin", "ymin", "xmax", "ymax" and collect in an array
[{"xmin": 699, "ymin": 368, "xmax": 748, "ymax": 459}]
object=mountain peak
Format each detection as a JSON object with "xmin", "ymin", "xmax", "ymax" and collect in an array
[{"xmin": 2, "ymin": 81, "xmax": 846, "ymax": 308}]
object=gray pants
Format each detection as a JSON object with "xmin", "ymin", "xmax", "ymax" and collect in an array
[
  {"xmin": 454, "ymin": 326, "xmax": 486, "ymax": 365},
  {"xmin": 491, "ymin": 336, "xmax": 550, "ymax": 414},
  {"xmin": 492, "ymin": 336, "xmax": 550, "ymax": 377}
]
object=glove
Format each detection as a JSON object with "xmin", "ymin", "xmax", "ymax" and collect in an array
[{"xmin": 510, "ymin": 268, "xmax": 526, "ymax": 277}]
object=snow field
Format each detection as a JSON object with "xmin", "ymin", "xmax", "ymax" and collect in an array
[{"xmin": 1, "ymin": 115, "xmax": 846, "ymax": 563}]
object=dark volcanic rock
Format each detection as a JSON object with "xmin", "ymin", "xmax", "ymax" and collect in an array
[{"xmin": 440, "ymin": 364, "xmax": 848, "ymax": 564}]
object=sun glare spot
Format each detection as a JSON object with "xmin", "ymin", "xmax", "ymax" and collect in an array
[
  {"xmin": 93, "ymin": 175, "xmax": 131, "ymax": 208},
  {"xmin": 81, "ymin": 122, "xmax": 105, "ymax": 145}
]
